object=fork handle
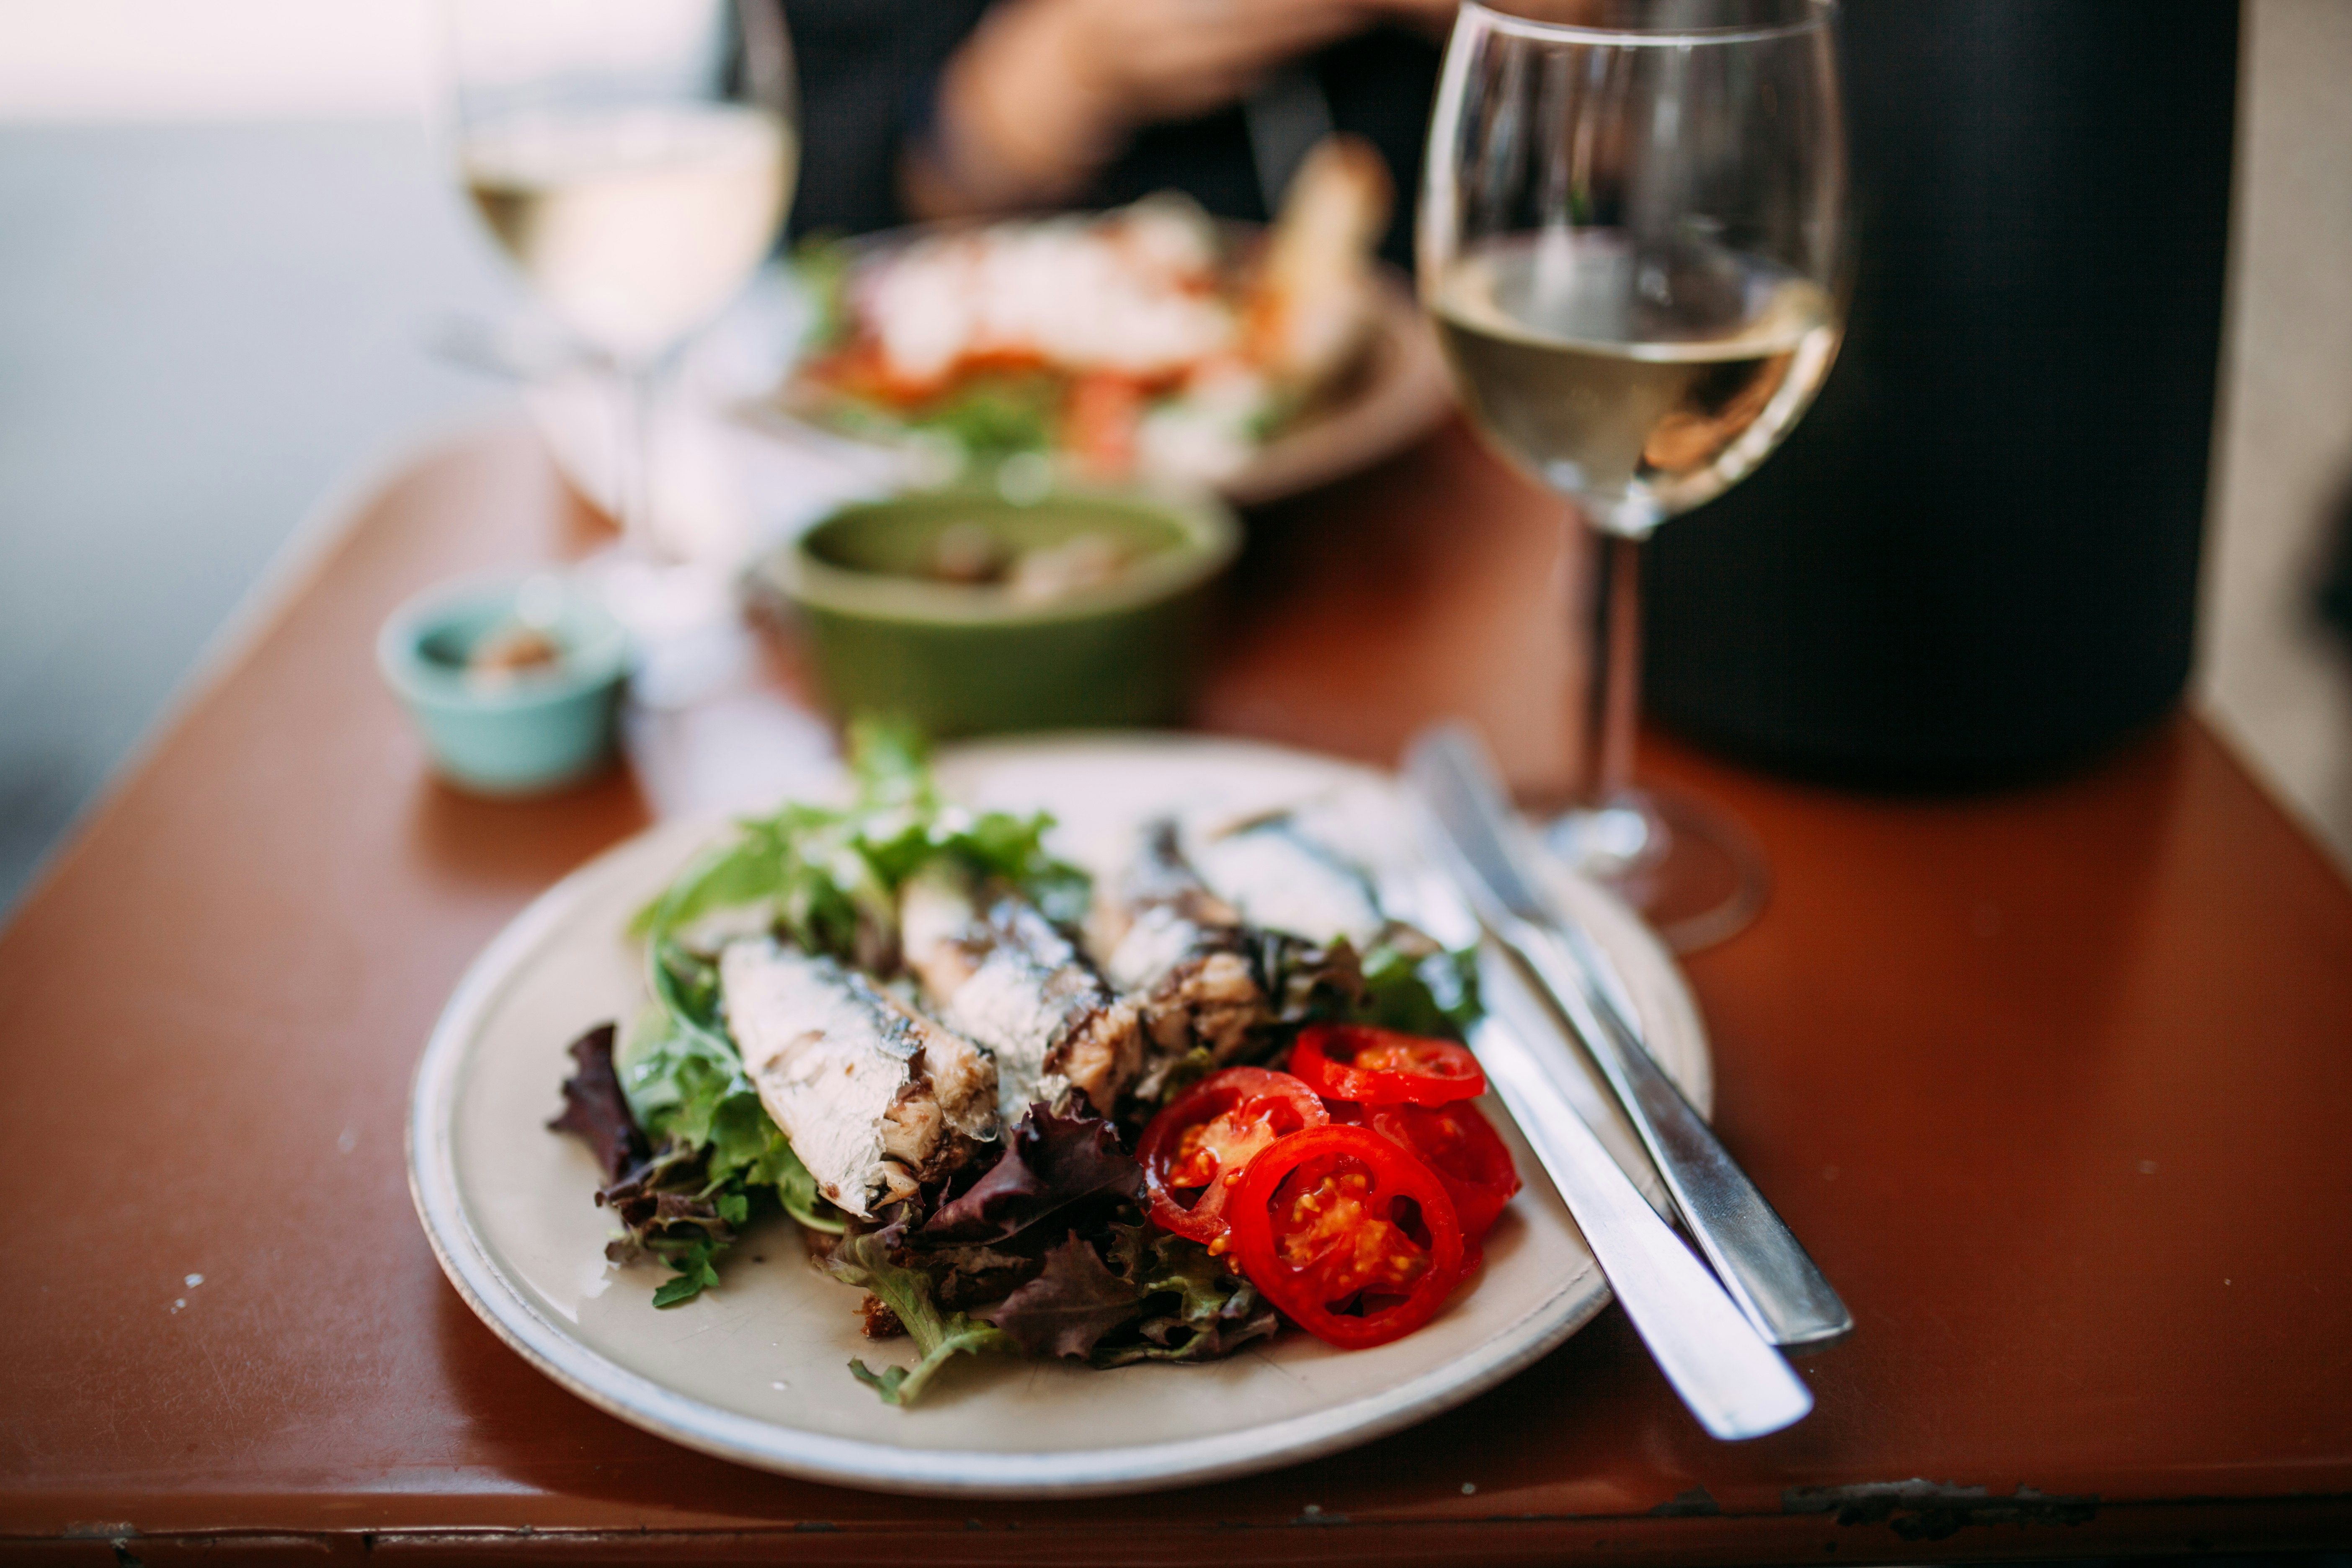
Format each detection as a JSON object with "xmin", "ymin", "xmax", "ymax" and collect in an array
[{"xmin": 1510, "ymin": 919, "xmax": 1854, "ymax": 1351}]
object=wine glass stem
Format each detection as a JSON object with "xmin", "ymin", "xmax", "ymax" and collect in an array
[
  {"xmin": 1575, "ymin": 513, "xmax": 1645, "ymax": 811},
  {"xmin": 615, "ymin": 362, "xmax": 660, "ymax": 559}
]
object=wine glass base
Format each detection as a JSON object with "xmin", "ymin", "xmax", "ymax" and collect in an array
[
  {"xmin": 1544, "ymin": 783, "xmax": 1770, "ymax": 953},
  {"xmin": 573, "ymin": 547, "xmax": 757, "ymax": 712}
]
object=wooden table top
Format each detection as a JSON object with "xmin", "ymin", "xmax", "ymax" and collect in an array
[{"xmin": 5, "ymin": 419, "xmax": 2351, "ymax": 1565}]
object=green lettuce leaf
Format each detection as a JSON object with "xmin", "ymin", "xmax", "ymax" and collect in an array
[
  {"xmin": 1094, "ymin": 1222, "xmax": 1280, "ymax": 1366},
  {"xmin": 791, "ymin": 233, "xmax": 856, "ymax": 354},
  {"xmin": 621, "ymin": 1009, "xmax": 840, "ymax": 1235},
  {"xmin": 651, "ymin": 1238, "xmax": 724, "ymax": 1308},
  {"xmin": 633, "ymin": 719, "xmax": 1086, "ymax": 963},
  {"xmin": 607, "ymin": 720, "xmax": 1093, "ymax": 1298},
  {"xmin": 829, "ymin": 1232, "xmax": 1016, "ymax": 1406},
  {"xmin": 1355, "ymin": 937, "xmax": 1483, "ymax": 1041}
]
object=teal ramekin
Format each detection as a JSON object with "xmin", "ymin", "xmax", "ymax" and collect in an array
[{"xmin": 376, "ymin": 573, "xmax": 629, "ymax": 796}]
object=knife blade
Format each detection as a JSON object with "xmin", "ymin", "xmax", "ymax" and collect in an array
[{"xmin": 1405, "ymin": 723, "xmax": 1853, "ymax": 1352}]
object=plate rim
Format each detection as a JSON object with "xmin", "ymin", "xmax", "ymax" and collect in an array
[{"xmin": 407, "ymin": 733, "xmax": 1702, "ymax": 1497}]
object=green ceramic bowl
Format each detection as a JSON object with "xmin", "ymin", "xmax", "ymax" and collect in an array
[
  {"xmin": 377, "ymin": 573, "xmax": 629, "ymax": 796},
  {"xmin": 767, "ymin": 489, "xmax": 1240, "ymax": 738}
]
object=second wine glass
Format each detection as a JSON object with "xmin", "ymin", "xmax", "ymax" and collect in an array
[
  {"xmin": 446, "ymin": 0, "xmax": 797, "ymax": 676},
  {"xmin": 1420, "ymin": 0, "xmax": 1847, "ymax": 949}
]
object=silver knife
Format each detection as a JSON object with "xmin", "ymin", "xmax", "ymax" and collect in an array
[
  {"xmin": 1405, "ymin": 724, "xmax": 1854, "ymax": 1351},
  {"xmin": 1389, "ymin": 861, "xmax": 1813, "ymax": 1439}
]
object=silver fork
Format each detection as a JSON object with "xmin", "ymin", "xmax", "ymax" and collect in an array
[{"xmin": 1405, "ymin": 724, "xmax": 1853, "ymax": 1352}]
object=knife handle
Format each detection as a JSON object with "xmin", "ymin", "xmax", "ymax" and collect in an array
[
  {"xmin": 1472, "ymin": 988, "xmax": 1812, "ymax": 1440},
  {"xmin": 1514, "ymin": 922, "xmax": 1854, "ymax": 1351}
]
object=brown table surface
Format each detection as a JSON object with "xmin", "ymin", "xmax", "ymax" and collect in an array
[{"xmin": 5, "ymin": 419, "xmax": 2352, "ymax": 1566}]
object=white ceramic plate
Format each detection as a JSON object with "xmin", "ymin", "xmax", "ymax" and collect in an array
[{"xmin": 407, "ymin": 734, "xmax": 1710, "ymax": 1497}]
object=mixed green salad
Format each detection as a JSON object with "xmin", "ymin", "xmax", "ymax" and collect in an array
[{"xmin": 552, "ymin": 723, "xmax": 1492, "ymax": 1404}]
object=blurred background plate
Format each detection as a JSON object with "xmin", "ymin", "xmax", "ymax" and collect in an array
[
  {"xmin": 747, "ymin": 214, "xmax": 1455, "ymax": 511},
  {"xmin": 523, "ymin": 235, "xmax": 1455, "ymax": 566}
]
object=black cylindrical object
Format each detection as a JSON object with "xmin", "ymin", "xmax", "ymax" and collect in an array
[{"xmin": 1643, "ymin": 0, "xmax": 2238, "ymax": 784}]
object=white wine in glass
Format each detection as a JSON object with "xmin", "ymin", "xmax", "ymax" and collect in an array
[
  {"xmin": 463, "ymin": 105, "xmax": 797, "ymax": 367},
  {"xmin": 1421, "ymin": 0, "xmax": 1847, "ymax": 948},
  {"xmin": 1431, "ymin": 235, "xmax": 1838, "ymax": 529}
]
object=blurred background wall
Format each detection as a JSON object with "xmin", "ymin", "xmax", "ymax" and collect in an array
[
  {"xmin": 2197, "ymin": 0, "xmax": 2352, "ymax": 876},
  {"xmin": 0, "ymin": 0, "xmax": 508, "ymax": 913},
  {"xmin": 1, "ymin": 0, "xmax": 2349, "ymax": 916}
]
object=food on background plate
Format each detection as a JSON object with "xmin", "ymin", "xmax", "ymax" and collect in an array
[
  {"xmin": 782, "ymin": 137, "xmax": 1394, "ymax": 490},
  {"xmin": 549, "ymin": 722, "xmax": 1514, "ymax": 1403}
]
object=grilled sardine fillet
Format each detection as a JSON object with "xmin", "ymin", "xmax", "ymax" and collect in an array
[
  {"xmin": 718, "ymin": 938, "xmax": 997, "ymax": 1220},
  {"xmin": 1190, "ymin": 810, "xmax": 1390, "ymax": 951},
  {"xmin": 901, "ymin": 863, "xmax": 1145, "ymax": 1120},
  {"xmin": 1090, "ymin": 820, "xmax": 1269, "ymax": 1093}
]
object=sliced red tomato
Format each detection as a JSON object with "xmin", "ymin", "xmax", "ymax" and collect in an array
[
  {"xmin": 1341, "ymin": 1100, "xmax": 1521, "ymax": 1239},
  {"xmin": 1227, "ymin": 1125, "xmax": 1466, "ymax": 1349},
  {"xmin": 1290, "ymin": 1024, "xmax": 1486, "ymax": 1107},
  {"xmin": 1138, "ymin": 1067, "xmax": 1328, "ymax": 1246}
]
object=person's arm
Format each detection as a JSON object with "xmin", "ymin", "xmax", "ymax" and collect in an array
[{"xmin": 902, "ymin": 0, "xmax": 1398, "ymax": 219}]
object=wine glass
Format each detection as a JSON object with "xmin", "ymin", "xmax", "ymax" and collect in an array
[
  {"xmin": 1420, "ymin": 0, "xmax": 1846, "ymax": 949},
  {"xmin": 443, "ymin": 0, "xmax": 797, "ymax": 675}
]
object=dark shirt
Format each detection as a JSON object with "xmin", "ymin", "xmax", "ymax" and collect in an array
[{"xmin": 781, "ymin": 0, "xmax": 1440, "ymax": 271}]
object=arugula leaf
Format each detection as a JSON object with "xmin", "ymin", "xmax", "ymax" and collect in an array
[
  {"xmin": 829, "ymin": 1233, "xmax": 1016, "ymax": 1406},
  {"xmin": 651, "ymin": 1238, "xmax": 724, "ymax": 1307},
  {"xmin": 633, "ymin": 720, "xmax": 1086, "ymax": 965},
  {"xmin": 846, "ymin": 716, "xmax": 935, "ymax": 810},
  {"xmin": 630, "ymin": 815, "xmax": 787, "ymax": 941},
  {"xmin": 1355, "ymin": 939, "xmax": 1483, "ymax": 1041}
]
